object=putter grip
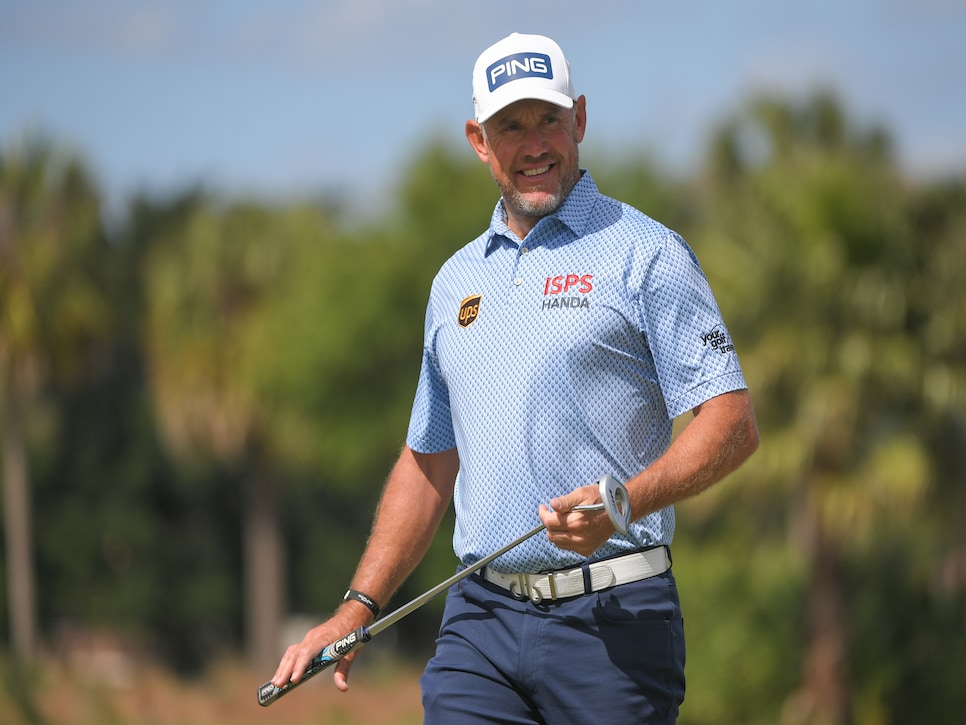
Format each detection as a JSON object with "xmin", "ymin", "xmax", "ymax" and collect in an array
[{"xmin": 257, "ymin": 625, "xmax": 372, "ymax": 707}]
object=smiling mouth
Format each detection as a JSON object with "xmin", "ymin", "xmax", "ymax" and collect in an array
[{"xmin": 520, "ymin": 165, "xmax": 552, "ymax": 177}]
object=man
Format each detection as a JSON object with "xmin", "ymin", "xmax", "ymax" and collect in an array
[{"xmin": 273, "ymin": 32, "xmax": 759, "ymax": 723}]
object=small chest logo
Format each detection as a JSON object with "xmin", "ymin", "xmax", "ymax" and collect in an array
[{"xmin": 458, "ymin": 294, "xmax": 482, "ymax": 328}]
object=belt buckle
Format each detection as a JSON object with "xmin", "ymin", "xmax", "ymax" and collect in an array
[
  {"xmin": 528, "ymin": 574, "xmax": 546, "ymax": 603},
  {"xmin": 508, "ymin": 573, "xmax": 548, "ymax": 603},
  {"xmin": 546, "ymin": 572, "xmax": 558, "ymax": 600},
  {"xmin": 507, "ymin": 574, "xmax": 527, "ymax": 601}
]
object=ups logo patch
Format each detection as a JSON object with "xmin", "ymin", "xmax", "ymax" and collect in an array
[{"xmin": 458, "ymin": 294, "xmax": 482, "ymax": 328}]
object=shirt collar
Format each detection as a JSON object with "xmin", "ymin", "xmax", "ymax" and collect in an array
[{"xmin": 483, "ymin": 171, "xmax": 598, "ymax": 256}]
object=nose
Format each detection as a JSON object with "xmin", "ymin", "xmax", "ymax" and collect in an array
[{"xmin": 519, "ymin": 125, "xmax": 550, "ymax": 157}]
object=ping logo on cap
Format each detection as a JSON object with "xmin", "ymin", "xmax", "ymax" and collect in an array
[{"xmin": 487, "ymin": 52, "xmax": 552, "ymax": 92}]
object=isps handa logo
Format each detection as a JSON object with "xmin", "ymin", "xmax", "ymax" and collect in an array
[
  {"xmin": 541, "ymin": 273, "xmax": 593, "ymax": 312},
  {"xmin": 458, "ymin": 294, "xmax": 482, "ymax": 328},
  {"xmin": 701, "ymin": 325, "xmax": 735, "ymax": 354}
]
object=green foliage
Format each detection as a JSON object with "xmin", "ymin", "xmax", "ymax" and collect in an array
[
  {"xmin": 0, "ymin": 135, "xmax": 113, "ymax": 383},
  {"xmin": 675, "ymin": 542, "xmax": 806, "ymax": 725},
  {"xmin": 2, "ymin": 98, "xmax": 965, "ymax": 723},
  {"xmin": 676, "ymin": 90, "xmax": 966, "ymax": 723},
  {"xmin": 1, "ymin": 134, "xmax": 117, "ymax": 659}
]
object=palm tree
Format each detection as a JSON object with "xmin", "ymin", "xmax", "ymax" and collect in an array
[
  {"xmin": 1, "ymin": 135, "xmax": 112, "ymax": 658},
  {"xmin": 700, "ymin": 92, "xmax": 932, "ymax": 724},
  {"xmin": 142, "ymin": 199, "xmax": 313, "ymax": 669}
]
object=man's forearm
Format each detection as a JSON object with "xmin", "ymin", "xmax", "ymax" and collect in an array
[
  {"xmin": 346, "ymin": 446, "xmax": 459, "ymax": 611},
  {"xmin": 626, "ymin": 389, "xmax": 759, "ymax": 520}
]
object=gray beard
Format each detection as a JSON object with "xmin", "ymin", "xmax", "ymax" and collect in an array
[
  {"xmin": 493, "ymin": 159, "xmax": 580, "ymax": 226},
  {"xmin": 500, "ymin": 184, "xmax": 566, "ymax": 221}
]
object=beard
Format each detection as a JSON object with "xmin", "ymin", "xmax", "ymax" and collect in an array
[
  {"xmin": 492, "ymin": 154, "xmax": 581, "ymax": 225},
  {"xmin": 499, "ymin": 183, "xmax": 567, "ymax": 220}
]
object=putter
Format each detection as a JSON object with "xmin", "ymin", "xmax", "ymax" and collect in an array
[
  {"xmin": 572, "ymin": 474, "xmax": 631, "ymax": 534},
  {"xmin": 257, "ymin": 474, "xmax": 631, "ymax": 706}
]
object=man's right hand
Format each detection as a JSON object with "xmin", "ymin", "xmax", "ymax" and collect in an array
[{"xmin": 270, "ymin": 602, "xmax": 373, "ymax": 692}]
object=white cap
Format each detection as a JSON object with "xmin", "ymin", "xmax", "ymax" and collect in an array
[{"xmin": 472, "ymin": 33, "xmax": 576, "ymax": 124}]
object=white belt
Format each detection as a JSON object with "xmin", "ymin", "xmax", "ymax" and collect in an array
[{"xmin": 480, "ymin": 547, "xmax": 670, "ymax": 603}]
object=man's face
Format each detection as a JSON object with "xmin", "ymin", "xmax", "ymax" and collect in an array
[{"xmin": 466, "ymin": 96, "xmax": 586, "ymax": 237}]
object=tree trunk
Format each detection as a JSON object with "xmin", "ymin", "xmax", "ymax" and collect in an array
[
  {"xmin": 785, "ymin": 496, "xmax": 851, "ymax": 725},
  {"xmin": 243, "ymin": 470, "xmax": 285, "ymax": 671},
  {"xmin": 2, "ymin": 382, "xmax": 37, "ymax": 658}
]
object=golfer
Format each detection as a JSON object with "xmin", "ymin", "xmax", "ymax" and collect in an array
[{"xmin": 273, "ymin": 32, "xmax": 759, "ymax": 723}]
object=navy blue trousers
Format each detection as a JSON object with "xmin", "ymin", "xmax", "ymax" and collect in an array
[{"xmin": 421, "ymin": 567, "xmax": 686, "ymax": 724}]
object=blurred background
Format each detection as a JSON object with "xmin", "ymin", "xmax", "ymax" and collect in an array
[{"xmin": 1, "ymin": 2, "xmax": 964, "ymax": 724}]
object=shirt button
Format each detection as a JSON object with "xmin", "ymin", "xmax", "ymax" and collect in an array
[
  {"xmin": 521, "ymin": 247, "xmax": 529, "ymax": 254},
  {"xmin": 514, "ymin": 277, "xmax": 523, "ymax": 286}
]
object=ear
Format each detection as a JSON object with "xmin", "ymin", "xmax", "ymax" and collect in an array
[
  {"xmin": 465, "ymin": 120, "xmax": 489, "ymax": 164},
  {"xmin": 573, "ymin": 95, "xmax": 587, "ymax": 144}
]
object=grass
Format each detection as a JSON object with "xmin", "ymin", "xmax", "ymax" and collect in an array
[{"xmin": 1, "ymin": 655, "xmax": 424, "ymax": 725}]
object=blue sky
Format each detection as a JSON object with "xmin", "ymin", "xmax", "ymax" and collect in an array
[{"xmin": 2, "ymin": 0, "xmax": 964, "ymax": 215}]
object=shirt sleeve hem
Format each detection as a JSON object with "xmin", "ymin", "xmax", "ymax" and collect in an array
[{"xmin": 666, "ymin": 372, "xmax": 748, "ymax": 419}]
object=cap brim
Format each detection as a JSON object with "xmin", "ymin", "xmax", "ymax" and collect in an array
[{"xmin": 477, "ymin": 86, "xmax": 575, "ymax": 123}]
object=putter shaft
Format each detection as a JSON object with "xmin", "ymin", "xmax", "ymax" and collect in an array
[
  {"xmin": 258, "ymin": 521, "xmax": 547, "ymax": 706},
  {"xmin": 571, "ymin": 502, "xmax": 605, "ymax": 512}
]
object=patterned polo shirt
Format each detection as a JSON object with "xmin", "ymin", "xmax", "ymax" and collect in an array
[{"xmin": 406, "ymin": 172, "xmax": 746, "ymax": 572}]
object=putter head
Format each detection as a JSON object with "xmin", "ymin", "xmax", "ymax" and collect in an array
[{"xmin": 597, "ymin": 474, "xmax": 631, "ymax": 534}]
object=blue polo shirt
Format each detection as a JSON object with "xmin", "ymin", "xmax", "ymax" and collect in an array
[{"xmin": 407, "ymin": 172, "xmax": 746, "ymax": 573}]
